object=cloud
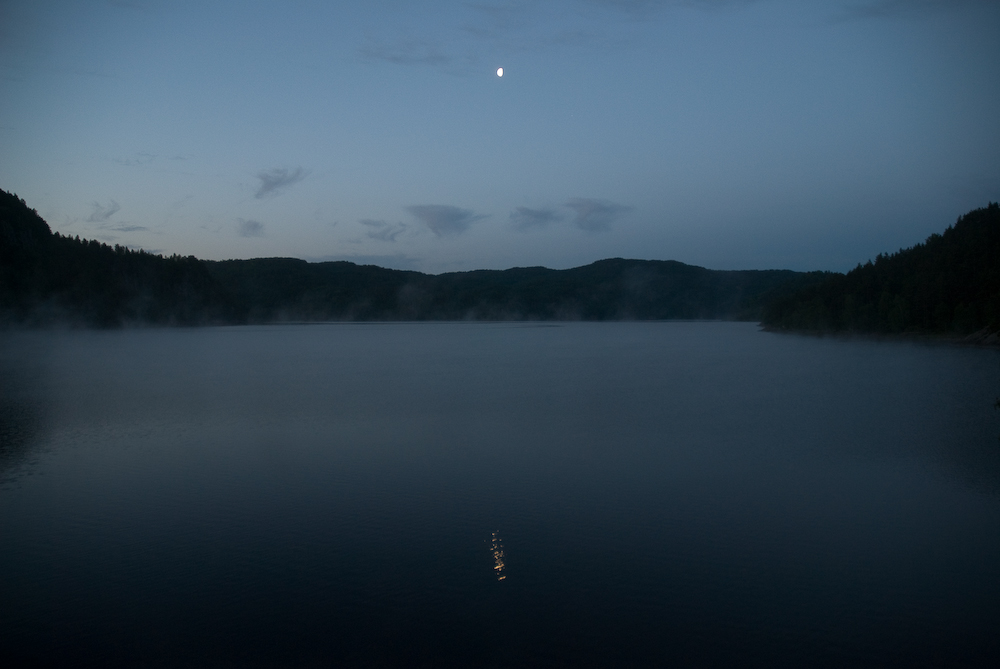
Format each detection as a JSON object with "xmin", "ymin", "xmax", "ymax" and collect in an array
[
  {"xmin": 510, "ymin": 206, "xmax": 563, "ymax": 231},
  {"xmin": 254, "ymin": 167, "xmax": 308, "ymax": 199},
  {"xmin": 463, "ymin": 2, "xmax": 534, "ymax": 40},
  {"xmin": 359, "ymin": 218, "xmax": 407, "ymax": 242},
  {"xmin": 359, "ymin": 40, "xmax": 452, "ymax": 66},
  {"xmin": 406, "ymin": 205, "xmax": 488, "ymax": 237},
  {"xmin": 834, "ymin": 0, "xmax": 996, "ymax": 19},
  {"xmin": 87, "ymin": 200, "xmax": 120, "ymax": 222},
  {"xmin": 583, "ymin": 0, "xmax": 759, "ymax": 10},
  {"xmin": 462, "ymin": 3, "xmax": 613, "ymax": 53},
  {"xmin": 113, "ymin": 153, "xmax": 155, "ymax": 167},
  {"xmin": 580, "ymin": 0, "xmax": 665, "ymax": 13},
  {"xmin": 107, "ymin": 224, "xmax": 148, "ymax": 232},
  {"xmin": 237, "ymin": 219, "xmax": 265, "ymax": 237},
  {"xmin": 62, "ymin": 67, "xmax": 116, "ymax": 79},
  {"xmin": 357, "ymin": 1, "xmax": 762, "ymax": 75},
  {"xmin": 565, "ymin": 198, "xmax": 632, "ymax": 231}
]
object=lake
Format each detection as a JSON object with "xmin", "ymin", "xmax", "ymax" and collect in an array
[{"xmin": 2, "ymin": 322, "xmax": 999, "ymax": 667}]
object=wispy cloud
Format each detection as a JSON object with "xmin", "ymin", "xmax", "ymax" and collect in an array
[
  {"xmin": 113, "ymin": 153, "xmax": 155, "ymax": 167},
  {"xmin": 834, "ymin": 0, "xmax": 995, "ymax": 20},
  {"xmin": 254, "ymin": 167, "xmax": 308, "ymax": 199},
  {"xmin": 237, "ymin": 219, "xmax": 265, "ymax": 237},
  {"xmin": 580, "ymin": 0, "xmax": 665, "ymax": 15},
  {"xmin": 360, "ymin": 218, "xmax": 407, "ymax": 242},
  {"xmin": 363, "ymin": 0, "xmax": 759, "ymax": 74},
  {"xmin": 582, "ymin": 0, "xmax": 760, "ymax": 12},
  {"xmin": 565, "ymin": 198, "xmax": 632, "ymax": 231},
  {"xmin": 461, "ymin": 2, "xmax": 615, "ymax": 56},
  {"xmin": 463, "ymin": 2, "xmax": 528, "ymax": 39},
  {"xmin": 406, "ymin": 204, "xmax": 488, "ymax": 237},
  {"xmin": 359, "ymin": 40, "xmax": 452, "ymax": 66},
  {"xmin": 61, "ymin": 66, "xmax": 117, "ymax": 79},
  {"xmin": 87, "ymin": 200, "xmax": 120, "ymax": 222},
  {"xmin": 107, "ymin": 224, "xmax": 148, "ymax": 232},
  {"xmin": 510, "ymin": 206, "xmax": 563, "ymax": 231}
]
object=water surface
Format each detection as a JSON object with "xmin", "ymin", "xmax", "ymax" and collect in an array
[{"xmin": 2, "ymin": 322, "xmax": 999, "ymax": 667}]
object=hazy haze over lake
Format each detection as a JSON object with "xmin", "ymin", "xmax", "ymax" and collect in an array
[{"xmin": 2, "ymin": 322, "xmax": 999, "ymax": 666}]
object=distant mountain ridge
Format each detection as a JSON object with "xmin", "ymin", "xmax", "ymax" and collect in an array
[
  {"xmin": 9, "ymin": 189, "xmax": 998, "ymax": 335},
  {"xmin": 205, "ymin": 256, "xmax": 822, "ymax": 323},
  {"xmin": 0, "ymin": 189, "xmax": 826, "ymax": 327}
]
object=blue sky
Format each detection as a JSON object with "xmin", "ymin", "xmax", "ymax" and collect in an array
[{"xmin": 2, "ymin": 0, "xmax": 998, "ymax": 273}]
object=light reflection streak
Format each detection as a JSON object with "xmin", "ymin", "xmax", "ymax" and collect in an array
[{"xmin": 491, "ymin": 531, "xmax": 506, "ymax": 581}]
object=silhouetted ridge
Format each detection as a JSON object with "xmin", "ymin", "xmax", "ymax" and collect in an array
[
  {"xmin": 761, "ymin": 203, "xmax": 1000, "ymax": 337},
  {"xmin": 0, "ymin": 189, "xmax": 230, "ymax": 326},
  {"xmin": 206, "ymin": 258, "xmax": 424, "ymax": 322},
  {"xmin": 0, "ymin": 191, "xmax": 53, "ymax": 301},
  {"xmin": 0, "ymin": 187, "xmax": 830, "ymax": 327},
  {"xmin": 202, "ymin": 257, "xmax": 823, "ymax": 323}
]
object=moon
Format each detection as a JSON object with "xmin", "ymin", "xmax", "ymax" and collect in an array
[{"xmin": 496, "ymin": 67, "xmax": 503, "ymax": 77}]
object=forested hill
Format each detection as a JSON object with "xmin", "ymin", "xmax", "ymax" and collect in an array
[
  {"xmin": 761, "ymin": 203, "xmax": 1000, "ymax": 337},
  {"xmin": 207, "ymin": 256, "xmax": 820, "ymax": 323},
  {"xmin": 0, "ymin": 189, "xmax": 825, "ymax": 327},
  {"xmin": 1, "ymin": 190, "xmax": 228, "ymax": 326}
]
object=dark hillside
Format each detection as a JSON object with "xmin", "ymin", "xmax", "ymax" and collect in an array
[
  {"xmin": 1, "ymin": 189, "xmax": 230, "ymax": 326},
  {"xmin": 2, "ymin": 188, "xmax": 822, "ymax": 326},
  {"xmin": 206, "ymin": 258, "xmax": 424, "ymax": 322},
  {"xmin": 0, "ymin": 191, "xmax": 55, "ymax": 307},
  {"xmin": 203, "ymin": 257, "xmax": 822, "ymax": 322},
  {"xmin": 411, "ymin": 260, "xmax": 828, "ymax": 321},
  {"xmin": 761, "ymin": 203, "xmax": 1000, "ymax": 336}
]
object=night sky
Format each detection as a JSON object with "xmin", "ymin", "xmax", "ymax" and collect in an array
[{"xmin": 2, "ymin": 0, "xmax": 998, "ymax": 274}]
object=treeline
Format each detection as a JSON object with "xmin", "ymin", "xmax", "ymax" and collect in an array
[
  {"xmin": 1, "ymin": 188, "xmax": 829, "ymax": 326},
  {"xmin": 761, "ymin": 203, "xmax": 1000, "ymax": 336},
  {"xmin": 207, "ymin": 256, "xmax": 824, "ymax": 323},
  {"xmin": 1, "ymin": 190, "xmax": 229, "ymax": 326}
]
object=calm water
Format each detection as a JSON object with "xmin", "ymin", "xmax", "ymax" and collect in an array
[{"xmin": 1, "ymin": 322, "xmax": 999, "ymax": 667}]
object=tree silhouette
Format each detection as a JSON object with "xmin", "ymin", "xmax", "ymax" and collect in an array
[{"xmin": 762, "ymin": 203, "xmax": 1000, "ymax": 337}]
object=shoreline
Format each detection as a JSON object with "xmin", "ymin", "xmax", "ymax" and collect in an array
[{"xmin": 759, "ymin": 324, "xmax": 1000, "ymax": 348}]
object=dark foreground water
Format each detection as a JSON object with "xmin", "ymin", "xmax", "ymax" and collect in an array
[{"xmin": 2, "ymin": 322, "xmax": 999, "ymax": 668}]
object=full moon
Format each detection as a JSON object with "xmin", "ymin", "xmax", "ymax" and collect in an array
[{"xmin": 496, "ymin": 67, "xmax": 503, "ymax": 77}]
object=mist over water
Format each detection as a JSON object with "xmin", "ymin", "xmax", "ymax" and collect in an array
[{"xmin": 1, "ymin": 322, "xmax": 999, "ymax": 667}]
